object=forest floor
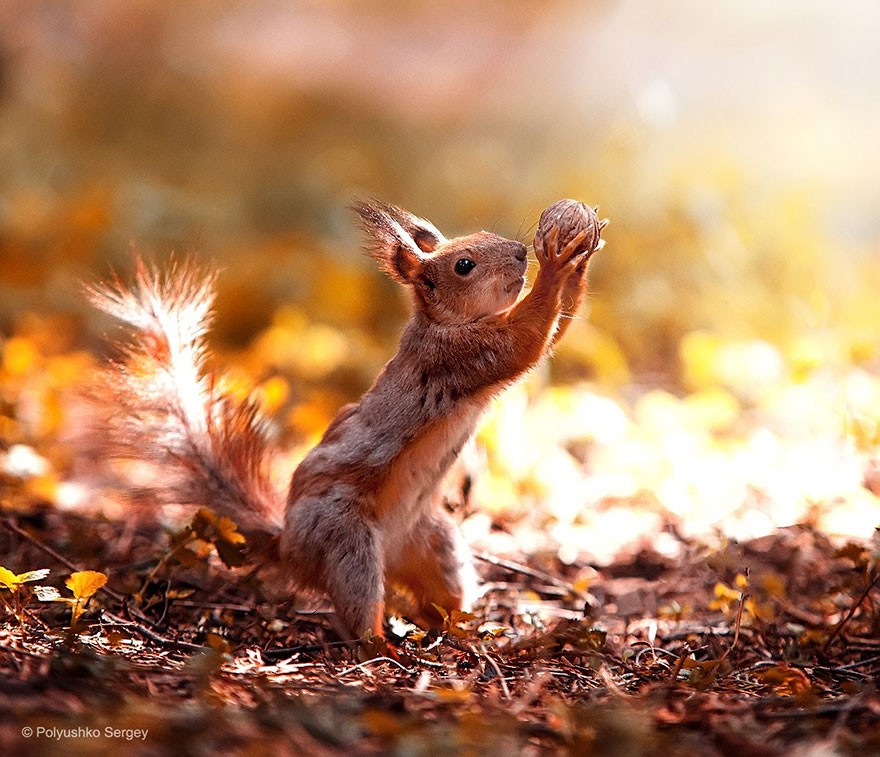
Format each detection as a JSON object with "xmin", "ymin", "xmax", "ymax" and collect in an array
[
  {"xmin": 2, "ymin": 311, "xmax": 880, "ymax": 756},
  {"xmin": 1, "ymin": 501, "xmax": 879, "ymax": 756}
]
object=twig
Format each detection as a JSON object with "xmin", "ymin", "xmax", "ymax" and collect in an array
[
  {"xmin": 823, "ymin": 570, "xmax": 880, "ymax": 653},
  {"xmin": 474, "ymin": 552, "xmax": 574, "ymax": 593},
  {"xmin": 101, "ymin": 611, "xmax": 207, "ymax": 653},
  {"xmin": 1, "ymin": 517, "xmax": 80, "ymax": 573},
  {"xmin": 261, "ymin": 640, "xmax": 359, "ymax": 661},
  {"xmin": 174, "ymin": 600, "xmax": 256, "ymax": 613},
  {"xmin": 481, "ymin": 581, "xmax": 569, "ymax": 598},
  {"xmin": 704, "ymin": 592, "xmax": 748, "ymax": 686},
  {"xmin": 469, "ymin": 643, "xmax": 511, "ymax": 700},
  {"xmin": 723, "ymin": 592, "xmax": 747, "ymax": 662},
  {"xmin": 834, "ymin": 654, "xmax": 880, "ymax": 672},
  {"xmin": 773, "ymin": 596, "xmax": 825, "ymax": 626},
  {"xmin": 658, "ymin": 626, "xmax": 742, "ymax": 640},
  {"xmin": 838, "ymin": 638, "xmax": 880, "ymax": 650},
  {"xmin": 0, "ymin": 641, "xmax": 51, "ymax": 660},
  {"xmin": 516, "ymin": 602, "xmax": 584, "ymax": 621},
  {"xmin": 336, "ymin": 656, "xmax": 414, "ymax": 677}
]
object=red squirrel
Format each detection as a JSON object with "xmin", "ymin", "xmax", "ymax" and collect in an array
[{"xmin": 89, "ymin": 199, "xmax": 606, "ymax": 639}]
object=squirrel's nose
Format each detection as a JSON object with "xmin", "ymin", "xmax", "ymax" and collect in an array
[{"xmin": 513, "ymin": 242, "xmax": 527, "ymax": 262}]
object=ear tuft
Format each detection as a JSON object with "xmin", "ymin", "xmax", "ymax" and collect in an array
[
  {"xmin": 367, "ymin": 199, "xmax": 446, "ymax": 253},
  {"xmin": 352, "ymin": 199, "xmax": 444, "ymax": 284}
]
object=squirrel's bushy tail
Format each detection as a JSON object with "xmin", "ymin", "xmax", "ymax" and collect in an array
[{"xmin": 88, "ymin": 257, "xmax": 284, "ymax": 537}]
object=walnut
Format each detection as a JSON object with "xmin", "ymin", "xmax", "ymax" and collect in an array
[{"xmin": 536, "ymin": 199, "xmax": 607, "ymax": 258}]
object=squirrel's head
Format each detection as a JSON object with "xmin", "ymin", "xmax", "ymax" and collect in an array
[{"xmin": 353, "ymin": 199, "xmax": 528, "ymax": 323}]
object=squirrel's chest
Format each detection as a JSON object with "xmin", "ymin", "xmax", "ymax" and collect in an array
[{"xmin": 373, "ymin": 401, "xmax": 483, "ymax": 528}]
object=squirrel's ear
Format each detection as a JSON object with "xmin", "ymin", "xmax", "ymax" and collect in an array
[
  {"xmin": 377, "ymin": 201, "xmax": 447, "ymax": 253},
  {"xmin": 352, "ymin": 199, "xmax": 439, "ymax": 284}
]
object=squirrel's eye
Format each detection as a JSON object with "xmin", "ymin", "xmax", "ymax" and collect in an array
[{"xmin": 454, "ymin": 258, "xmax": 476, "ymax": 276}]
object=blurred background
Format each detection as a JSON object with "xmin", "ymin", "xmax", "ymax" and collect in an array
[{"xmin": 1, "ymin": 0, "xmax": 879, "ymax": 560}]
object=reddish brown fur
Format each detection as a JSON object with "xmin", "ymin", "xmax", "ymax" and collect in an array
[{"xmin": 90, "ymin": 200, "xmax": 604, "ymax": 641}]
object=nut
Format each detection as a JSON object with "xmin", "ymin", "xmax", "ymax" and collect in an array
[{"xmin": 536, "ymin": 199, "xmax": 607, "ymax": 258}]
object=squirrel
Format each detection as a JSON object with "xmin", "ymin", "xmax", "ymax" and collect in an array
[{"xmin": 88, "ymin": 199, "xmax": 605, "ymax": 640}]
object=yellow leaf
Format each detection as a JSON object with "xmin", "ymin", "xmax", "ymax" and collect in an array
[
  {"xmin": 3, "ymin": 337, "xmax": 40, "ymax": 376},
  {"xmin": 0, "ymin": 566, "xmax": 50, "ymax": 591},
  {"xmin": 709, "ymin": 581, "xmax": 743, "ymax": 613},
  {"xmin": 758, "ymin": 571, "xmax": 786, "ymax": 598},
  {"xmin": 65, "ymin": 570, "xmax": 108, "ymax": 600},
  {"xmin": 16, "ymin": 569, "xmax": 51, "ymax": 584},
  {"xmin": 683, "ymin": 387, "xmax": 739, "ymax": 432},
  {"xmin": 679, "ymin": 330, "xmax": 722, "ymax": 391},
  {"xmin": 105, "ymin": 630, "xmax": 130, "ymax": 646},
  {"xmin": 361, "ymin": 709, "xmax": 404, "ymax": 737},
  {"xmin": 448, "ymin": 610, "xmax": 477, "ymax": 624},
  {"xmin": 0, "ymin": 567, "xmax": 19, "ymax": 591},
  {"xmin": 756, "ymin": 665, "xmax": 812, "ymax": 696},
  {"xmin": 257, "ymin": 375, "xmax": 289, "ymax": 415},
  {"xmin": 431, "ymin": 686, "xmax": 472, "ymax": 703},
  {"xmin": 205, "ymin": 633, "xmax": 232, "ymax": 653},
  {"xmin": 190, "ymin": 509, "xmax": 247, "ymax": 567},
  {"xmin": 215, "ymin": 516, "xmax": 246, "ymax": 546},
  {"xmin": 713, "ymin": 582, "xmax": 740, "ymax": 601},
  {"xmin": 477, "ymin": 622, "xmax": 509, "ymax": 639},
  {"xmin": 26, "ymin": 474, "xmax": 59, "ymax": 505}
]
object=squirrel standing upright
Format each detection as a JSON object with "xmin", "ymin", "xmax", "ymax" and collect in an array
[{"xmin": 89, "ymin": 199, "xmax": 605, "ymax": 639}]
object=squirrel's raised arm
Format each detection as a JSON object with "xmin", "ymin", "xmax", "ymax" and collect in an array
[{"xmin": 404, "ymin": 200, "xmax": 607, "ymax": 398}]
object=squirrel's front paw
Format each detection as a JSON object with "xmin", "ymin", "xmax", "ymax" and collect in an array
[{"xmin": 535, "ymin": 225, "xmax": 591, "ymax": 276}]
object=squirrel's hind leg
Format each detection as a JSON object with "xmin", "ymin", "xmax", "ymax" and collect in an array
[
  {"xmin": 326, "ymin": 520, "xmax": 385, "ymax": 639},
  {"xmin": 283, "ymin": 492, "xmax": 386, "ymax": 639},
  {"xmin": 386, "ymin": 509, "xmax": 478, "ymax": 629}
]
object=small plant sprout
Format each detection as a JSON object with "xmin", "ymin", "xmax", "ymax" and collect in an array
[
  {"xmin": 35, "ymin": 570, "xmax": 108, "ymax": 627},
  {"xmin": 0, "ymin": 566, "xmax": 50, "ymax": 626}
]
